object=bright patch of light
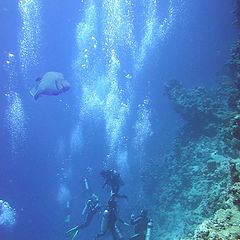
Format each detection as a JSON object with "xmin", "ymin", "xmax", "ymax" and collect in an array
[
  {"xmin": 0, "ymin": 200, "xmax": 16, "ymax": 226},
  {"xmin": 133, "ymin": 99, "xmax": 153, "ymax": 151},
  {"xmin": 72, "ymin": 0, "xmax": 180, "ymax": 168},
  {"xmin": 4, "ymin": 54, "xmax": 27, "ymax": 154}
]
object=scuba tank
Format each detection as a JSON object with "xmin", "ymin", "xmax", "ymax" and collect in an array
[
  {"xmin": 101, "ymin": 210, "xmax": 109, "ymax": 233},
  {"xmin": 114, "ymin": 225, "xmax": 124, "ymax": 240},
  {"xmin": 66, "ymin": 200, "xmax": 70, "ymax": 209},
  {"xmin": 83, "ymin": 177, "xmax": 89, "ymax": 191},
  {"xmin": 145, "ymin": 219, "xmax": 153, "ymax": 240},
  {"xmin": 82, "ymin": 201, "xmax": 88, "ymax": 216}
]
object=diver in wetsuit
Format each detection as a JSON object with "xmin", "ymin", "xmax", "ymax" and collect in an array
[
  {"xmin": 66, "ymin": 178, "xmax": 101, "ymax": 240},
  {"xmin": 129, "ymin": 210, "xmax": 149, "ymax": 240},
  {"xmin": 100, "ymin": 169, "xmax": 128, "ymax": 200},
  {"xmin": 79, "ymin": 194, "xmax": 101, "ymax": 229},
  {"xmin": 95, "ymin": 194, "xmax": 128, "ymax": 240}
]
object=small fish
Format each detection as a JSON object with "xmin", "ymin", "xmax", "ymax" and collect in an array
[{"xmin": 125, "ymin": 74, "xmax": 132, "ymax": 79}]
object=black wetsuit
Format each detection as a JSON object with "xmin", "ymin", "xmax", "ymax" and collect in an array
[
  {"xmin": 101, "ymin": 169, "xmax": 127, "ymax": 199},
  {"xmin": 129, "ymin": 214, "xmax": 149, "ymax": 240},
  {"xmin": 78, "ymin": 200, "xmax": 101, "ymax": 229},
  {"xmin": 95, "ymin": 196, "xmax": 124, "ymax": 240}
]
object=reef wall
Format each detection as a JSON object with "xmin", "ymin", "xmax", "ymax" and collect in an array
[
  {"xmin": 155, "ymin": 76, "xmax": 240, "ymax": 239},
  {"xmin": 140, "ymin": 2, "xmax": 240, "ymax": 239}
]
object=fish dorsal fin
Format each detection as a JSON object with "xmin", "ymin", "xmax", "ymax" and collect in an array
[{"xmin": 35, "ymin": 76, "xmax": 43, "ymax": 82}]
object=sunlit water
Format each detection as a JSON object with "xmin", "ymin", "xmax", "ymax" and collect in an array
[
  {"xmin": 18, "ymin": 0, "xmax": 41, "ymax": 80},
  {"xmin": 72, "ymin": 0, "xmax": 179, "ymax": 169},
  {"xmin": 4, "ymin": 53, "xmax": 27, "ymax": 155},
  {"xmin": 4, "ymin": 0, "xmax": 182, "ymax": 235}
]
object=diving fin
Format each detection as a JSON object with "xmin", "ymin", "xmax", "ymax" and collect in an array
[
  {"xmin": 66, "ymin": 226, "xmax": 79, "ymax": 239},
  {"xmin": 72, "ymin": 229, "xmax": 79, "ymax": 240},
  {"xmin": 65, "ymin": 214, "xmax": 71, "ymax": 223}
]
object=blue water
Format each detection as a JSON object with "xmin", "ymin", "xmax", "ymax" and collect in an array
[{"xmin": 0, "ymin": 0, "xmax": 238, "ymax": 239}]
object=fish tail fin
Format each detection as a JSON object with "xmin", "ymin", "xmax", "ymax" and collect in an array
[{"xmin": 30, "ymin": 87, "xmax": 39, "ymax": 100}]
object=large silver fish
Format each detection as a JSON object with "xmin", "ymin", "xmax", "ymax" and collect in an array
[{"xmin": 30, "ymin": 72, "xmax": 70, "ymax": 100}]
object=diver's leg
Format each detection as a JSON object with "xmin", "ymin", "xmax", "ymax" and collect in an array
[
  {"xmin": 110, "ymin": 226, "xmax": 118, "ymax": 240},
  {"xmin": 111, "ymin": 225, "xmax": 124, "ymax": 240},
  {"xmin": 115, "ymin": 185, "xmax": 120, "ymax": 194},
  {"xmin": 112, "ymin": 184, "xmax": 120, "ymax": 194},
  {"xmin": 114, "ymin": 193, "xmax": 128, "ymax": 200},
  {"xmin": 128, "ymin": 234, "xmax": 143, "ymax": 240},
  {"xmin": 95, "ymin": 230, "xmax": 107, "ymax": 239},
  {"xmin": 78, "ymin": 213, "xmax": 94, "ymax": 229}
]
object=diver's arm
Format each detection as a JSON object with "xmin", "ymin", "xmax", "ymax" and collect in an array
[
  {"xmin": 92, "ymin": 203, "xmax": 101, "ymax": 212},
  {"xmin": 95, "ymin": 231, "xmax": 106, "ymax": 239},
  {"xmin": 118, "ymin": 218, "xmax": 130, "ymax": 226},
  {"xmin": 102, "ymin": 181, "xmax": 107, "ymax": 189},
  {"xmin": 96, "ymin": 204, "xmax": 101, "ymax": 212},
  {"xmin": 82, "ymin": 204, "xmax": 88, "ymax": 216},
  {"xmin": 130, "ymin": 216, "xmax": 142, "ymax": 225}
]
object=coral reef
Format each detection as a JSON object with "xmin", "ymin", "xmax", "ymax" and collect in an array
[
  {"xmin": 148, "ymin": 77, "xmax": 240, "ymax": 240},
  {"xmin": 150, "ymin": 73, "xmax": 240, "ymax": 239},
  {"xmin": 233, "ymin": 0, "xmax": 240, "ymax": 26},
  {"xmin": 142, "ymin": 35, "xmax": 240, "ymax": 240},
  {"xmin": 147, "ymin": 80, "xmax": 240, "ymax": 239},
  {"xmin": 164, "ymin": 79, "xmax": 221, "ymax": 126},
  {"xmin": 194, "ymin": 206, "xmax": 240, "ymax": 240},
  {"xmin": 139, "ymin": 2, "xmax": 240, "ymax": 239},
  {"xmin": 164, "ymin": 77, "xmax": 240, "ymax": 159}
]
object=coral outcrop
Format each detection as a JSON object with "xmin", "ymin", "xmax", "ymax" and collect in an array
[
  {"xmin": 233, "ymin": 0, "xmax": 240, "ymax": 26},
  {"xmin": 164, "ymin": 77, "xmax": 240, "ymax": 159},
  {"xmin": 164, "ymin": 79, "xmax": 220, "ymax": 126},
  {"xmin": 194, "ymin": 206, "xmax": 240, "ymax": 240}
]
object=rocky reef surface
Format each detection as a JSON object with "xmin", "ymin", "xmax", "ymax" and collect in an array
[
  {"xmin": 147, "ymin": 78, "xmax": 240, "ymax": 239},
  {"xmin": 140, "ymin": 4, "xmax": 240, "ymax": 239},
  {"xmin": 148, "ymin": 77, "xmax": 240, "ymax": 238}
]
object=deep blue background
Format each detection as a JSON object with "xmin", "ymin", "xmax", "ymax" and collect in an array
[{"xmin": 0, "ymin": 0, "xmax": 238, "ymax": 239}]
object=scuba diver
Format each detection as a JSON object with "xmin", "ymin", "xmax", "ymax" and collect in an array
[
  {"xmin": 66, "ymin": 194, "xmax": 101, "ymax": 240},
  {"xmin": 95, "ymin": 193, "xmax": 129, "ymax": 240},
  {"xmin": 64, "ymin": 177, "xmax": 90, "ymax": 225},
  {"xmin": 100, "ymin": 169, "xmax": 128, "ymax": 200},
  {"xmin": 64, "ymin": 200, "xmax": 71, "ymax": 223},
  {"xmin": 66, "ymin": 177, "xmax": 101, "ymax": 240},
  {"xmin": 79, "ymin": 194, "xmax": 101, "ymax": 229},
  {"xmin": 129, "ymin": 210, "xmax": 152, "ymax": 240}
]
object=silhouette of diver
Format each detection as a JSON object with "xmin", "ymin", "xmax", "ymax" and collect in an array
[
  {"xmin": 95, "ymin": 193, "xmax": 129, "ymax": 240},
  {"xmin": 129, "ymin": 210, "xmax": 149, "ymax": 240},
  {"xmin": 66, "ymin": 177, "xmax": 101, "ymax": 240},
  {"xmin": 100, "ymin": 169, "xmax": 128, "ymax": 200}
]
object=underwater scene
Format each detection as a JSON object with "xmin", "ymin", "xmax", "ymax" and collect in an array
[{"xmin": 1, "ymin": 0, "xmax": 240, "ymax": 239}]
